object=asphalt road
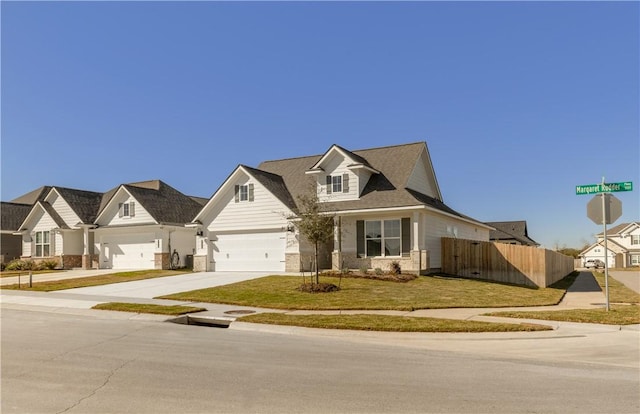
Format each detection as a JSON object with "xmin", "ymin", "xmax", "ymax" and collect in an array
[{"xmin": 2, "ymin": 307, "xmax": 638, "ymax": 414}]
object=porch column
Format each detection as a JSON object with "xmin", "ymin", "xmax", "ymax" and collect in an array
[
  {"xmin": 81, "ymin": 227, "xmax": 91, "ymax": 269},
  {"xmin": 410, "ymin": 212, "xmax": 424, "ymax": 275},
  {"xmin": 332, "ymin": 216, "xmax": 342, "ymax": 271}
]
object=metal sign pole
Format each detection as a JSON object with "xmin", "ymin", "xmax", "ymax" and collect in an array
[{"xmin": 601, "ymin": 178, "xmax": 610, "ymax": 311}]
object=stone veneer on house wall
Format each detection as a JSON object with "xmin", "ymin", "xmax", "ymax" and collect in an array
[{"xmin": 154, "ymin": 253, "xmax": 170, "ymax": 270}]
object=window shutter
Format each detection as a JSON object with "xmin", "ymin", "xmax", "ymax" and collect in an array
[
  {"xmin": 248, "ymin": 184, "xmax": 254, "ymax": 202},
  {"xmin": 234, "ymin": 185, "xmax": 239, "ymax": 203},
  {"xmin": 130, "ymin": 202, "xmax": 135, "ymax": 217},
  {"xmin": 402, "ymin": 217, "xmax": 411, "ymax": 257},
  {"xmin": 326, "ymin": 176, "xmax": 332, "ymax": 194},
  {"xmin": 342, "ymin": 173, "xmax": 349, "ymax": 193},
  {"xmin": 356, "ymin": 220, "xmax": 364, "ymax": 258},
  {"xmin": 118, "ymin": 203, "xmax": 123, "ymax": 218}
]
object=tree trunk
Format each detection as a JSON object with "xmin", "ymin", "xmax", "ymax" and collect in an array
[{"xmin": 315, "ymin": 240, "xmax": 319, "ymax": 285}]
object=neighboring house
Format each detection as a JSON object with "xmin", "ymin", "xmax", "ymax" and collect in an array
[
  {"xmin": 580, "ymin": 222, "xmax": 640, "ymax": 268},
  {"xmin": 1, "ymin": 202, "xmax": 34, "ymax": 263},
  {"xmin": 93, "ymin": 180, "xmax": 203, "ymax": 270},
  {"xmin": 1, "ymin": 187, "xmax": 51, "ymax": 264},
  {"xmin": 191, "ymin": 142, "xmax": 492, "ymax": 274},
  {"xmin": 485, "ymin": 221, "xmax": 539, "ymax": 246},
  {"xmin": 13, "ymin": 180, "xmax": 204, "ymax": 270},
  {"xmin": 16, "ymin": 186, "xmax": 104, "ymax": 269}
]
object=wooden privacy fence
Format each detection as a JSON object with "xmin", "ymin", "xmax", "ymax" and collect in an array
[{"xmin": 441, "ymin": 238, "xmax": 575, "ymax": 288}]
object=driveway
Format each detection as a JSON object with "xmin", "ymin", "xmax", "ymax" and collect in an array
[
  {"xmin": 609, "ymin": 270, "xmax": 640, "ymax": 293},
  {"xmin": 57, "ymin": 271, "xmax": 294, "ymax": 299}
]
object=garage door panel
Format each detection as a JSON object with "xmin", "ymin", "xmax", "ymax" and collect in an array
[
  {"xmin": 101, "ymin": 233, "xmax": 155, "ymax": 269},
  {"xmin": 214, "ymin": 232, "xmax": 285, "ymax": 272}
]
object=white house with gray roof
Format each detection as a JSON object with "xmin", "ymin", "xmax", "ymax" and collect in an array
[
  {"xmin": 580, "ymin": 222, "xmax": 640, "ymax": 268},
  {"xmin": 13, "ymin": 180, "xmax": 204, "ymax": 270},
  {"xmin": 191, "ymin": 142, "xmax": 492, "ymax": 274}
]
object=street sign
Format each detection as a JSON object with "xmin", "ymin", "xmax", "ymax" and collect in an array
[
  {"xmin": 576, "ymin": 181, "xmax": 633, "ymax": 195},
  {"xmin": 587, "ymin": 194, "xmax": 622, "ymax": 225}
]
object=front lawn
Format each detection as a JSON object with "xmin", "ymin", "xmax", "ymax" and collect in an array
[
  {"xmin": 238, "ymin": 313, "xmax": 553, "ymax": 332},
  {"xmin": 485, "ymin": 305, "xmax": 640, "ymax": 325},
  {"xmin": 1, "ymin": 270, "xmax": 189, "ymax": 292},
  {"xmin": 160, "ymin": 272, "xmax": 577, "ymax": 311}
]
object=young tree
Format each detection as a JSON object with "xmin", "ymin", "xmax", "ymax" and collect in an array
[{"xmin": 294, "ymin": 191, "xmax": 335, "ymax": 285}]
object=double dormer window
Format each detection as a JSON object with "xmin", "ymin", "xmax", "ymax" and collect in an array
[{"xmin": 325, "ymin": 174, "xmax": 349, "ymax": 195}]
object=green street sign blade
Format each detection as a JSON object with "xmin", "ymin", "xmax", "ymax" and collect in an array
[{"xmin": 576, "ymin": 182, "xmax": 633, "ymax": 195}]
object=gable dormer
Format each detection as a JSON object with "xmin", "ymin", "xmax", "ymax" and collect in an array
[{"xmin": 305, "ymin": 145, "xmax": 379, "ymax": 202}]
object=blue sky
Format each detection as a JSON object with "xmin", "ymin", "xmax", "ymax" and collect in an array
[{"xmin": 2, "ymin": 1, "xmax": 638, "ymax": 249}]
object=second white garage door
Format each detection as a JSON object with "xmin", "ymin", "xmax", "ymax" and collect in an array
[
  {"xmin": 100, "ymin": 233, "xmax": 156, "ymax": 269},
  {"xmin": 213, "ymin": 232, "xmax": 286, "ymax": 272}
]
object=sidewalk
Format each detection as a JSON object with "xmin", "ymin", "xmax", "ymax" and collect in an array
[{"xmin": 1, "ymin": 271, "xmax": 609, "ymax": 324}]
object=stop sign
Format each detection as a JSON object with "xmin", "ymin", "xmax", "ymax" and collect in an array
[{"xmin": 587, "ymin": 193, "xmax": 622, "ymax": 225}]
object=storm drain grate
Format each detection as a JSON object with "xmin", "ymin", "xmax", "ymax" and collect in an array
[
  {"xmin": 224, "ymin": 310, "xmax": 256, "ymax": 315},
  {"xmin": 168, "ymin": 315, "xmax": 233, "ymax": 328}
]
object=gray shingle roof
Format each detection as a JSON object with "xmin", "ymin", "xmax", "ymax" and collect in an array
[
  {"xmin": 242, "ymin": 165, "xmax": 298, "ymax": 211},
  {"xmin": 1, "ymin": 202, "xmax": 33, "ymax": 231},
  {"xmin": 485, "ymin": 221, "xmax": 539, "ymax": 246},
  {"xmin": 597, "ymin": 222, "xmax": 639, "ymax": 236},
  {"xmin": 256, "ymin": 142, "xmax": 479, "ymax": 222},
  {"xmin": 120, "ymin": 180, "xmax": 203, "ymax": 224},
  {"xmin": 53, "ymin": 187, "xmax": 104, "ymax": 224}
]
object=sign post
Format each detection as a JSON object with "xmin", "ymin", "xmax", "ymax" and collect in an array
[{"xmin": 578, "ymin": 178, "xmax": 631, "ymax": 311}]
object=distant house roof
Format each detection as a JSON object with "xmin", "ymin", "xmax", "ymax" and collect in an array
[
  {"xmin": 485, "ymin": 220, "xmax": 539, "ymax": 246},
  {"xmin": 256, "ymin": 142, "xmax": 485, "ymax": 226},
  {"xmin": 1, "ymin": 202, "xmax": 33, "ymax": 232},
  {"xmin": 597, "ymin": 221, "xmax": 640, "ymax": 237},
  {"xmin": 112, "ymin": 180, "xmax": 203, "ymax": 225},
  {"xmin": 10, "ymin": 186, "xmax": 51, "ymax": 205}
]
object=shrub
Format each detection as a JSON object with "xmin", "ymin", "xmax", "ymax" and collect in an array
[
  {"xmin": 5, "ymin": 259, "xmax": 37, "ymax": 271},
  {"xmin": 359, "ymin": 266, "xmax": 369, "ymax": 275},
  {"xmin": 341, "ymin": 267, "xmax": 350, "ymax": 275},
  {"xmin": 374, "ymin": 267, "xmax": 384, "ymax": 275},
  {"xmin": 40, "ymin": 260, "xmax": 58, "ymax": 270},
  {"xmin": 390, "ymin": 261, "xmax": 401, "ymax": 275}
]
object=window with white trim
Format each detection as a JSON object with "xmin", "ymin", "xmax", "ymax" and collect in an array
[
  {"xmin": 325, "ymin": 174, "xmax": 349, "ymax": 195},
  {"xmin": 234, "ymin": 184, "xmax": 254, "ymax": 202},
  {"xmin": 631, "ymin": 255, "xmax": 640, "ymax": 266},
  {"xmin": 631, "ymin": 235, "xmax": 640, "ymax": 245},
  {"xmin": 34, "ymin": 231, "xmax": 50, "ymax": 257},
  {"xmin": 118, "ymin": 202, "xmax": 135, "ymax": 218},
  {"xmin": 363, "ymin": 219, "xmax": 402, "ymax": 257}
]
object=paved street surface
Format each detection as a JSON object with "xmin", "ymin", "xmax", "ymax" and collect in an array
[{"xmin": 2, "ymin": 307, "xmax": 638, "ymax": 414}]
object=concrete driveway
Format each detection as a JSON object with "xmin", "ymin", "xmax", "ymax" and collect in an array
[
  {"xmin": 57, "ymin": 271, "xmax": 295, "ymax": 298},
  {"xmin": 609, "ymin": 270, "xmax": 640, "ymax": 293}
]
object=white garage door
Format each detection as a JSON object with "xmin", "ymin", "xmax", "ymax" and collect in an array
[
  {"xmin": 101, "ymin": 233, "xmax": 156, "ymax": 269},
  {"xmin": 213, "ymin": 232, "xmax": 286, "ymax": 272}
]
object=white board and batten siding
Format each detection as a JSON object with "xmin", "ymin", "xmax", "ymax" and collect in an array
[{"xmin": 203, "ymin": 171, "xmax": 293, "ymax": 272}]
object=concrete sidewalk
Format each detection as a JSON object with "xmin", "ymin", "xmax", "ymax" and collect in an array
[{"xmin": 1, "ymin": 271, "xmax": 611, "ymax": 326}]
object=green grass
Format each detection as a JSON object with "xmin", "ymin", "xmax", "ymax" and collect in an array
[
  {"xmin": 0, "ymin": 270, "xmax": 188, "ymax": 292},
  {"xmin": 593, "ymin": 271, "xmax": 640, "ymax": 303},
  {"xmin": 160, "ymin": 272, "xmax": 577, "ymax": 311},
  {"xmin": 485, "ymin": 305, "xmax": 640, "ymax": 325},
  {"xmin": 238, "ymin": 313, "xmax": 552, "ymax": 332},
  {"xmin": 92, "ymin": 302, "xmax": 206, "ymax": 315}
]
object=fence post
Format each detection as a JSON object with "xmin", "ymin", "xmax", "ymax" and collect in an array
[{"xmin": 29, "ymin": 270, "xmax": 33, "ymax": 288}]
